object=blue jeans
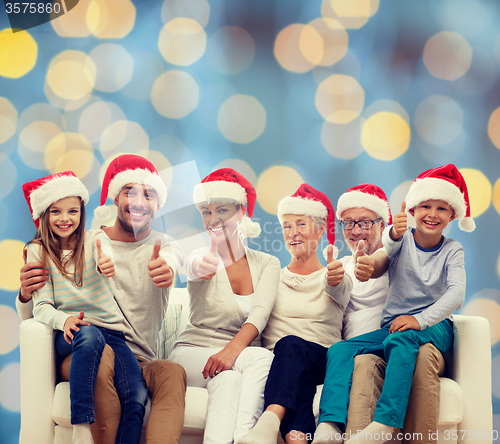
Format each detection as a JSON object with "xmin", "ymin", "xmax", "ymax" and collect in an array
[
  {"xmin": 318, "ymin": 319, "xmax": 453, "ymax": 429},
  {"xmin": 55, "ymin": 325, "xmax": 148, "ymax": 444},
  {"xmin": 264, "ymin": 335, "xmax": 329, "ymax": 439}
]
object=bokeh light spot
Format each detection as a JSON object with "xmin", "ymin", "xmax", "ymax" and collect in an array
[
  {"xmin": 0, "ymin": 98, "xmax": 18, "ymax": 144},
  {"xmin": 100, "ymin": 121, "xmax": 149, "ymax": 159},
  {"xmin": 46, "ymin": 51, "xmax": 96, "ymax": 101},
  {"xmin": 299, "ymin": 24, "xmax": 324, "ymax": 65},
  {"xmin": 87, "ymin": 0, "xmax": 136, "ymax": 39},
  {"xmin": 0, "ymin": 28, "xmax": 37, "ymax": 78},
  {"xmin": 321, "ymin": 118, "xmax": 364, "ymax": 159},
  {"xmin": 487, "ymin": 107, "xmax": 500, "ymax": 150},
  {"xmin": 44, "ymin": 133, "xmax": 94, "ymax": 179},
  {"xmin": 361, "ymin": 112, "xmax": 410, "ymax": 161},
  {"xmin": 151, "ymin": 71, "xmax": 199, "ymax": 119},
  {"xmin": 423, "ymin": 31, "xmax": 472, "ymax": 81},
  {"xmin": 207, "ymin": 26, "xmax": 255, "ymax": 75},
  {"xmin": 89, "ymin": 44, "xmax": 133, "ymax": 92},
  {"xmin": 0, "ymin": 240, "xmax": 25, "ymax": 291},
  {"xmin": 159, "ymin": 18, "xmax": 206, "ymax": 66},
  {"xmin": 492, "ymin": 178, "xmax": 500, "ymax": 217},
  {"xmin": 274, "ymin": 24, "xmax": 316, "ymax": 73},
  {"xmin": 321, "ymin": 0, "xmax": 379, "ymax": 29},
  {"xmin": 79, "ymin": 101, "xmax": 126, "ymax": 144},
  {"xmin": 0, "ymin": 155, "xmax": 16, "ymax": 201},
  {"xmin": 161, "ymin": 0, "xmax": 210, "ymax": 28},
  {"xmin": 459, "ymin": 168, "xmax": 491, "ymax": 218},
  {"xmin": 121, "ymin": 51, "xmax": 164, "ymax": 101},
  {"xmin": 414, "ymin": 95, "xmax": 463, "ymax": 145},
  {"xmin": 0, "ymin": 363, "xmax": 20, "ymax": 412},
  {"xmin": 308, "ymin": 18, "xmax": 348, "ymax": 66},
  {"xmin": 0, "ymin": 306, "xmax": 20, "ymax": 355},
  {"xmin": 256, "ymin": 167, "xmax": 304, "ymax": 215},
  {"xmin": 52, "ymin": 0, "xmax": 92, "ymax": 37},
  {"xmin": 315, "ymin": 74, "xmax": 365, "ymax": 124},
  {"xmin": 460, "ymin": 297, "xmax": 500, "ymax": 345},
  {"xmin": 217, "ymin": 95, "xmax": 266, "ymax": 144}
]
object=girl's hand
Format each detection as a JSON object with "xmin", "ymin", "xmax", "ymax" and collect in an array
[
  {"xmin": 202, "ymin": 346, "xmax": 238, "ymax": 379},
  {"xmin": 96, "ymin": 239, "xmax": 115, "ymax": 278},
  {"xmin": 389, "ymin": 315, "xmax": 420, "ymax": 333},
  {"xmin": 63, "ymin": 312, "xmax": 90, "ymax": 344}
]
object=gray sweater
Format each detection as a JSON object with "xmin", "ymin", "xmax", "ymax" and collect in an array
[
  {"xmin": 382, "ymin": 228, "xmax": 465, "ymax": 330},
  {"xmin": 175, "ymin": 248, "xmax": 281, "ymax": 348}
]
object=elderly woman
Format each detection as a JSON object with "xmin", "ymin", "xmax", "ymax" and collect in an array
[
  {"xmin": 237, "ymin": 184, "xmax": 352, "ymax": 444},
  {"xmin": 169, "ymin": 168, "xmax": 281, "ymax": 444}
]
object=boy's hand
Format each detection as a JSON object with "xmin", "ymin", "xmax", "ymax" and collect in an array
[
  {"xmin": 96, "ymin": 239, "xmax": 115, "ymax": 278},
  {"xmin": 197, "ymin": 236, "xmax": 219, "ymax": 280},
  {"xmin": 354, "ymin": 240, "xmax": 375, "ymax": 282},
  {"xmin": 391, "ymin": 201, "xmax": 407, "ymax": 240},
  {"xmin": 149, "ymin": 239, "xmax": 173, "ymax": 288},
  {"xmin": 389, "ymin": 315, "xmax": 420, "ymax": 333},
  {"xmin": 63, "ymin": 311, "xmax": 90, "ymax": 344},
  {"xmin": 325, "ymin": 245, "xmax": 344, "ymax": 287}
]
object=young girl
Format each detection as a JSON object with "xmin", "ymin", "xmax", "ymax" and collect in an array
[{"xmin": 23, "ymin": 171, "xmax": 148, "ymax": 444}]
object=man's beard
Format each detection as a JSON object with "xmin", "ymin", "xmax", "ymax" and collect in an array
[
  {"xmin": 347, "ymin": 228, "xmax": 382, "ymax": 256},
  {"xmin": 117, "ymin": 208, "xmax": 151, "ymax": 236}
]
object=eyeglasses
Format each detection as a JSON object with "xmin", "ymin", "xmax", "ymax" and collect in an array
[{"xmin": 340, "ymin": 217, "xmax": 382, "ymax": 231}]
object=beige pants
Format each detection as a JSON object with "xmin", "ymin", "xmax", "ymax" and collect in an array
[
  {"xmin": 346, "ymin": 343, "xmax": 445, "ymax": 444},
  {"xmin": 61, "ymin": 346, "xmax": 187, "ymax": 444}
]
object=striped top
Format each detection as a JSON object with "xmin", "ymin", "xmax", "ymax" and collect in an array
[{"xmin": 28, "ymin": 229, "xmax": 125, "ymax": 332}]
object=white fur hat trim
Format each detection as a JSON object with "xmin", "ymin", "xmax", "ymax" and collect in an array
[
  {"xmin": 406, "ymin": 177, "xmax": 465, "ymax": 220},
  {"xmin": 337, "ymin": 190, "xmax": 390, "ymax": 224},
  {"xmin": 108, "ymin": 169, "xmax": 167, "ymax": 207},
  {"xmin": 30, "ymin": 175, "xmax": 89, "ymax": 221},
  {"xmin": 193, "ymin": 181, "xmax": 247, "ymax": 207},
  {"xmin": 277, "ymin": 196, "xmax": 328, "ymax": 223}
]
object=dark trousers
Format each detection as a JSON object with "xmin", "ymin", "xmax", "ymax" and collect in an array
[{"xmin": 264, "ymin": 335, "xmax": 329, "ymax": 440}]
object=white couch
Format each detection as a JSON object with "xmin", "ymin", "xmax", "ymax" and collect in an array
[{"xmin": 19, "ymin": 288, "xmax": 493, "ymax": 444}]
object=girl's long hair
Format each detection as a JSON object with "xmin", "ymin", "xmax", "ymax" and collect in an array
[{"xmin": 28, "ymin": 199, "xmax": 86, "ymax": 287}]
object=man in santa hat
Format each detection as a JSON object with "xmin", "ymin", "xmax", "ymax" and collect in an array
[
  {"xmin": 331, "ymin": 183, "xmax": 443, "ymax": 444},
  {"xmin": 17, "ymin": 154, "xmax": 187, "ymax": 444}
]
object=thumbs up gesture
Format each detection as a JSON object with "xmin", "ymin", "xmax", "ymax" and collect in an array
[
  {"xmin": 391, "ymin": 201, "xmax": 407, "ymax": 240},
  {"xmin": 97, "ymin": 239, "xmax": 115, "ymax": 277},
  {"xmin": 196, "ymin": 236, "xmax": 220, "ymax": 280},
  {"xmin": 148, "ymin": 239, "xmax": 173, "ymax": 288},
  {"xmin": 354, "ymin": 240, "xmax": 375, "ymax": 282},
  {"xmin": 325, "ymin": 245, "xmax": 345, "ymax": 287}
]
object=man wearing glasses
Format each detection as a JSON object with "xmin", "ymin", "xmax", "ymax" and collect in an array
[{"xmin": 335, "ymin": 184, "xmax": 442, "ymax": 444}]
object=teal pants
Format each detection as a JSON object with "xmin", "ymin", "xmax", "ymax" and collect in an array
[{"xmin": 318, "ymin": 319, "xmax": 453, "ymax": 428}]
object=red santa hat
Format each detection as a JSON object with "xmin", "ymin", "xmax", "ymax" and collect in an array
[
  {"xmin": 95, "ymin": 154, "xmax": 168, "ymax": 219},
  {"xmin": 336, "ymin": 184, "xmax": 392, "ymax": 225},
  {"xmin": 405, "ymin": 164, "xmax": 475, "ymax": 232},
  {"xmin": 193, "ymin": 168, "xmax": 261, "ymax": 237},
  {"xmin": 278, "ymin": 183, "xmax": 338, "ymax": 259},
  {"xmin": 22, "ymin": 171, "xmax": 89, "ymax": 228}
]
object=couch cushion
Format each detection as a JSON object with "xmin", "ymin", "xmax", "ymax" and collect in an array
[
  {"xmin": 52, "ymin": 382, "xmax": 208, "ymax": 435},
  {"xmin": 53, "ymin": 382, "xmax": 71, "ymax": 427},
  {"xmin": 157, "ymin": 304, "xmax": 183, "ymax": 360},
  {"xmin": 438, "ymin": 377, "xmax": 464, "ymax": 425},
  {"xmin": 312, "ymin": 378, "xmax": 463, "ymax": 427}
]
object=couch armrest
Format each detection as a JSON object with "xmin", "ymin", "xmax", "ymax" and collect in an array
[
  {"xmin": 450, "ymin": 315, "xmax": 492, "ymax": 443},
  {"xmin": 20, "ymin": 319, "xmax": 57, "ymax": 444}
]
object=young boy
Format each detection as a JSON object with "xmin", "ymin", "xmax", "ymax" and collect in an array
[{"xmin": 312, "ymin": 164, "xmax": 475, "ymax": 444}]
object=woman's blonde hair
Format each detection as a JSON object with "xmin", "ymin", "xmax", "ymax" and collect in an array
[{"xmin": 27, "ymin": 198, "xmax": 86, "ymax": 287}]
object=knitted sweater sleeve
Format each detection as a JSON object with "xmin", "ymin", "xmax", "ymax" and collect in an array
[
  {"xmin": 321, "ymin": 271, "xmax": 352, "ymax": 309},
  {"xmin": 244, "ymin": 252, "xmax": 281, "ymax": 334}
]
